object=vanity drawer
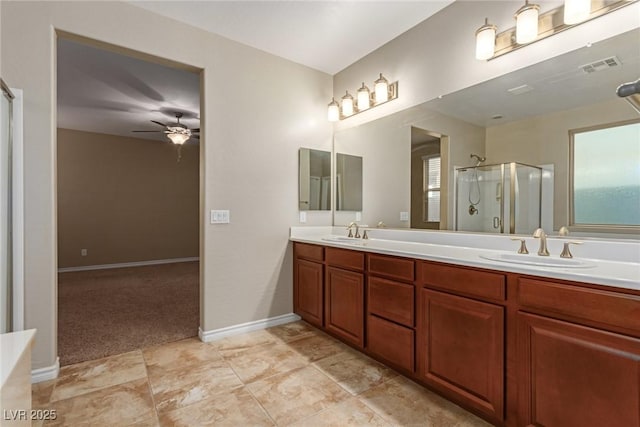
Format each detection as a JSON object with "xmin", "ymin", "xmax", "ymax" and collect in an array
[
  {"xmin": 518, "ymin": 277, "xmax": 640, "ymax": 337},
  {"xmin": 367, "ymin": 314, "xmax": 415, "ymax": 372},
  {"xmin": 295, "ymin": 242, "xmax": 324, "ymax": 262},
  {"xmin": 326, "ymin": 247, "xmax": 365, "ymax": 271},
  {"xmin": 368, "ymin": 254, "xmax": 415, "ymax": 282},
  {"xmin": 368, "ymin": 276, "xmax": 414, "ymax": 327},
  {"xmin": 420, "ymin": 262, "xmax": 506, "ymax": 302}
]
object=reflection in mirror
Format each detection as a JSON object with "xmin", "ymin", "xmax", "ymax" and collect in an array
[
  {"xmin": 333, "ymin": 28, "xmax": 639, "ymax": 237},
  {"xmin": 299, "ymin": 148, "xmax": 331, "ymax": 211},
  {"xmin": 336, "ymin": 153, "xmax": 363, "ymax": 211},
  {"xmin": 411, "ymin": 128, "xmax": 441, "ymax": 229}
]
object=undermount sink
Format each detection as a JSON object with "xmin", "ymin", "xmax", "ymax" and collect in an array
[
  {"xmin": 321, "ymin": 236, "xmax": 365, "ymax": 245},
  {"xmin": 480, "ymin": 253, "xmax": 596, "ymax": 268}
]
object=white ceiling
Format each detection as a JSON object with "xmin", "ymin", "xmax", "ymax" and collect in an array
[
  {"xmin": 129, "ymin": 0, "xmax": 454, "ymax": 75},
  {"xmin": 57, "ymin": 38, "xmax": 200, "ymax": 142}
]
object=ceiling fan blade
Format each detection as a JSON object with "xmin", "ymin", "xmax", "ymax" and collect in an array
[
  {"xmin": 151, "ymin": 120, "xmax": 168, "ymax": 127},
  {"xmin": 191, "ymin": 128, "xmax": 200, "ymax": 132},
  {"xmin": 132, "ymin": 130, "xmax": 164, "ymax": 133}
]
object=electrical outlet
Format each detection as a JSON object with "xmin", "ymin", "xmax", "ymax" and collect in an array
[
  {"xmin": 210, "ymin": 210, "xmax": 230, "ymax": 224},
  {"xmin": 355, "ymin": 212, "xmax": 362, "ymax": 221},
  {"xmin": 299, "ymin": 211, "xmax": 307, "ymax": 223},
  {"xmin": 81, "ymin": 249, "xmax": 87, "ymax": 256}
]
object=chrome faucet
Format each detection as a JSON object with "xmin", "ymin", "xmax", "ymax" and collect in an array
[
  {"xmin": 533, "ymin": 228, "xmax": 550, "ymax": 256},
  {"xmin": 347, "ymin": 222, "xmax": 360, "ymax": 238}
]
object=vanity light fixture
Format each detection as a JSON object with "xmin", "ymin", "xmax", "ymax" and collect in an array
[
  {"xmin": 515, "ymin": 1, "xmax": 540, "ymax": 44},
  {"xmin": 357, "ymin": 83, "xmax": 371, "ymax": 111},
  {"xmin": 374, "ymin": 74, "xmax": 390, "ymax": 103},
  {"xmin": 327, "ymin": 97, "xmax": 340, "ymax": 122},
  {"xmin": 564, "ymin": 0, "xmax": 591, "ymax": 24},
  {"xmin": 341, "ymin": 91, "xmax": 354, "ymax": 116},
  {"xmin": 475, "ymin": 18, "xmax": 497, "ymax": 60},
  {"xmin": 475, "ymin": 0, "xmax": 632, "ymax": 60},
  {"xmin": 327, "ymin": 73, "xmax": 398, "ymax": 121}
]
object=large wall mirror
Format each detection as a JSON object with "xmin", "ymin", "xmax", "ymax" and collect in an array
[
  {"xmin": 333, "ymin": 28, "xmax": 639, "ymax": 237},
  {"xmin": 336, "ymin": 153, "xmax": 363, "ymax": 211},
  {"xmin": 299, "ymin": 148, "xmax": 331, "ymax": 211}
]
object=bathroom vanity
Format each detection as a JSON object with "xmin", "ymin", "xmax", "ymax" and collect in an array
[{"xmin": 290, "ymin": 228, "xmax": 640, "ymax": 427}]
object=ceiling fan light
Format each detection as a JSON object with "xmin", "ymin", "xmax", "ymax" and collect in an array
[
  {"xmin": 564, "ymin": 0, "xmax": 591, "ymax": 24},
  {"xmin": 476, "ymin": 18, "xmax": 497, "ymax": 60},
  {"xmin": 357, "ymin": 82, "xmax": 371, "ymax": 111},
  {"xmin": 167, "ymin": 132, "xmax": 190, "ymax": 145},
  {"xmin": 374, "ymin": 74, "xmax": 389, "ymax": 103},
  {"xmin": 327, "ymin": 97, "xmax": 340, "ymax": 122},
  {"xmin": 341, "ymin": 91, "xmax": 354, "ymax": 116}
]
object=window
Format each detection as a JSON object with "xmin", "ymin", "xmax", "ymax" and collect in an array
[
  {"xmin": 423, "ymin": 155, "xmax": 441, "ymax": 223},
  {"xmin": 570, "ymin": 120, "xmax": 640, "ymax": 230}
]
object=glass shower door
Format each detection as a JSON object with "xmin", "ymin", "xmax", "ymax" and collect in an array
[
  {"xmin": 1, "ymin": 80, "xmax": 14, "ymax": 333},
  {"xmin": 456, "ymin": 165, "xmax": 503, "ymax": 233}
]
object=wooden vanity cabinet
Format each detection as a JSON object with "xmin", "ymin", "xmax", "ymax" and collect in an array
[
  {"xmin": 325, "ymin": 248, "xmax": 365, "ymax": 347},
  {"xmin": 417, "ymin": 262, "xmax": 506, "ymax": 423},
  {"xmin": 366, "ymin": 254, "xmax": 416, "ymax": 372},
  {"xmin": 516, "ymin": 276, "xmax": 640, "ymax": 427},
  {"xmin": 293, "ymin": 243, "xmax": 324, "ymax": 327}
]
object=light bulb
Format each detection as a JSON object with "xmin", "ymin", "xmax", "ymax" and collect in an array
[
  {"xmin": 167, "ymin": 133, "xmax": 190, "ymax": 145},
  {"xmin": 357, "ymin": 83, "xmax": 371, "ymax": 111},
  {"xmin": 515, "ymin": 1, "xmax": 539, "ymax": 44},
  {"xmin": 341, "ymin": 91, "xmax": 354, "ymax": 116},
  {"xmin": 564, "ymin": 0, "xmax": 591, "ymax": 24},
  {"xmin": 475, "ymin": 18, "xmax": 497, "ymax": 60},
  {"xmin": 327, "ymin": 98, "xmax": 339, "ymax": 122},
  {"xmin": 374, "ymin": 74, "xmax": 389, "ymax": 103}
]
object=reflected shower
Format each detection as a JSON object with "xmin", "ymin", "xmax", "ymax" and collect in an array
[
  {"xmin": 468, "ymin": 154, "xmax": 486, "ymax": 215},
  {"xmin": 470, "ymin": 153, "xmax": 486, "ymax": 166}
]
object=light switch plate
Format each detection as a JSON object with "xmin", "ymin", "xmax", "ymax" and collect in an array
[
  {"xmin": 299, "ymin": 211, "xmax": 307, "ymax": 223},
  {"xmin": 211, "ymin": 210, "xmax": 230, "ymax": 224},
  {"xmin": 400, "ymin": 211, "xmax": 409, "ymax": 221},
  {"xmin": 355, "ymin": 212, "xmax": 362, "ymax": 221}
]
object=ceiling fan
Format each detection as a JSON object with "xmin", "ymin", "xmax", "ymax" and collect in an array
[{"xmin": 133, "ymin": 112, "xmax": 199, "ymax": 145}]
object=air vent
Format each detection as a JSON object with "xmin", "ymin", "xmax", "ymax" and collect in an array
[
  {"xmin": 580, "ymin": 56, "xmax": 622, "ymax": 73},
  {"xmin": 507, "ymin": 84, "xmax": 534, "ymax": 95}
]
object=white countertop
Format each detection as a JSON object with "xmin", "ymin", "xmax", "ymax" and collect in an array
[
  {"xmin": 0, "ymin": 329, "xmax": 36, "ymax": 388},
  {"xmin": 290, "ymin": 227, "xmax": 640, "ymax": 291}
]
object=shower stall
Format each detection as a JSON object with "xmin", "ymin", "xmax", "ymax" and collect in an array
[{"xmin": 455, "ymin": 162, "xmax": 542, "ymax": 234}]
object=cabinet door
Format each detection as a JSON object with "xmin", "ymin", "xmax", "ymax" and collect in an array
[
  {"xmin": 418, "ymin": 289, "xmax": 504, "ymax": 422},
  {"xmin": 325, "ymin": 267, "xmax": 364, "ymax": 347},
  {"xmin": 518, "ymin": 312, "xmax": 640, "ymax": 427},
  {"xmin": 294, "ymin": 259, "xmax": 324, "ymax": 327}
]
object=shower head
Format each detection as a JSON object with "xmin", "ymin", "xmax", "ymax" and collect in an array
[{"xmin": 470, "ymin": 154, "xmax": 486, "ymax": 166}]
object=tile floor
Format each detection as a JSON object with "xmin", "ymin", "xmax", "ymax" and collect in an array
[{"xmin": 32, "ymin": 321, "xmax": 492, "ymax": 426}]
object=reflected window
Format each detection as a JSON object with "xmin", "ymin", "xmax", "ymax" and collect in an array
[
  {"xmin": 423, "ymin": 155, "xmax": 441, "ymax": 223},
  {"xmin": 570, "ymin": 120, "xmax": 640, "ymax": 228}
]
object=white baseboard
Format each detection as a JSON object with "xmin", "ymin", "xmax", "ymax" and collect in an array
[
  {"xmin": 32, "ymin": 357, "xmax": 60, "ymax": 383},
  {"xmin": 58, "ymin": 257, "xmax": 199, "ymax": 273},
  {"xmin": 199, "ymin": 313, "xmax": 301, "ymax": 343}
]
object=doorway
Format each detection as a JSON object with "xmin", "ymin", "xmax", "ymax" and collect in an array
[
  {"xmin": 56, "ymin": 35, "xmax": 202, "ymax": 365},
  {"xmin": 410, "ymin": 127, "xmax": 442, "ymax": 229}
]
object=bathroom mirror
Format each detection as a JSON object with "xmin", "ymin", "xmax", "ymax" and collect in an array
[
  {"xmin": 336, "ymin": 153, "xmax": 363, "ymax": 211},
  {"xmin": 333, "ymin": 29, "xmax": 640, "ymax": 236},
  {"xmin": 299, "ymin": 148, "xmax": 331, "ymax": 211}
]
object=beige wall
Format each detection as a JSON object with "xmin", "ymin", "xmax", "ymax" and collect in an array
[
  {"xmin": 2, "ymin": 1, "xmax": 333, "ymax": 370},
  {"xmin": 333, "ymin": 1, "xmax": 640, "ymax": 131},
  {"xmin": 485, "ymin": 98, "xmax": 638, "ymax": 230},
  {"xmin": 57, "ymin": 129, "xmax": 199, "ymax": 268}
]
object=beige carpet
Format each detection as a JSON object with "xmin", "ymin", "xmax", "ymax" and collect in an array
[{"xmin": 58, "ymin": 261, "xmax": 199, "ymax": 366}]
